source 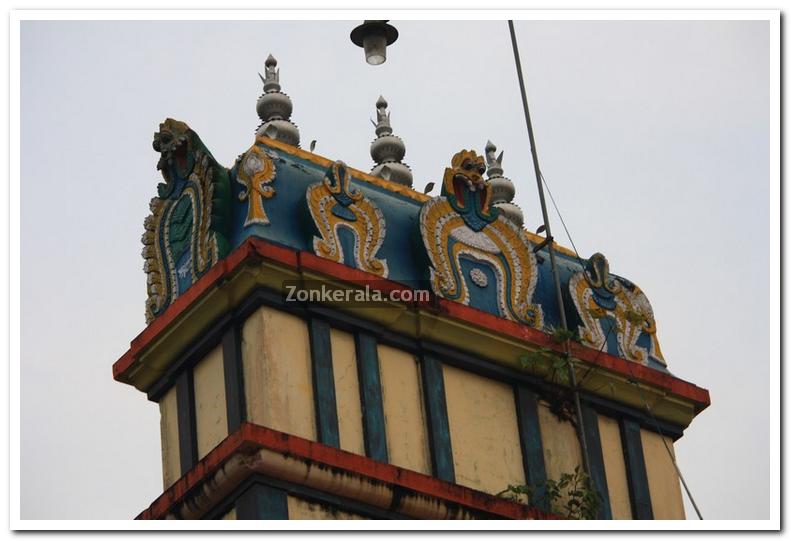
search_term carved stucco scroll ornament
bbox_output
[142,119,231,323]
[419,149,543,327]
[236,144,277,226]
[306,160,388,277]
[569,252,666,365]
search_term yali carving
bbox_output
[142,119,231,322]
[419,149,543,327]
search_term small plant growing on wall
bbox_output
[518,327,583,424]
[498,466,601,520]
[518,326,582,386]
[518,324,620,421]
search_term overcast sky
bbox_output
[20,18,769,520]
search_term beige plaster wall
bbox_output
[286,496,367,520]
[193,344,228,459]
[597,414,632,519]
[330,328,365,456]
[377,344,430,474]
[443,364,525,497]
[158,385,181,489]
[242,306,316,441]
[537,400,583,483]
[641,429,686,519]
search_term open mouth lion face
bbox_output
[153,118,192,183]
[440,150,495,229]
[448,150,487,202]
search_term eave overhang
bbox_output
[114,237,710,430]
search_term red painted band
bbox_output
[113,237,710,409]
[137,422,560,520]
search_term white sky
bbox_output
[19,18,770,520]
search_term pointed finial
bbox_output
[262,54,280,93]
[255,53,299,146]
[485,140,504,178]
[485,140,522,227]
[373,95,392,137]
[370,95,412,186]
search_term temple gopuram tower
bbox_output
[114,54,710,520]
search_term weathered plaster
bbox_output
[443,364,526,497]
[242,306,316,441]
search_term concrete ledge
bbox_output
[114,237,710,428]
[138,423,561,520]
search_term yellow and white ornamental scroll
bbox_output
[306,160,388,278]
[569,253,665,365]
[236,144,276,226]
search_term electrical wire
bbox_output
[507,19,593,478]
[577,323,616,388]
[540,171,587,271]
[621,358,705,520]
[508,19,702,519]
[538,167,705,520]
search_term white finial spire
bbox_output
[485,140,523,227]
[373,95,392,136]
[485,140,504,178]
[255,54,300,147]
[370,96,412,187]
[260,54,281,93]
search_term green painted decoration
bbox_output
[142,118,232,322]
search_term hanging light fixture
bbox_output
[350,20,399,66]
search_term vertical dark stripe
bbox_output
[620,418,653,519]
[235,483,289,519]
[514,386,548,510]
[419,355,455,482]
[308,318,340,448]
[222,323,246,433]
[355,332,388,463]
[175,369,198,474]
[580,403,612,519]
